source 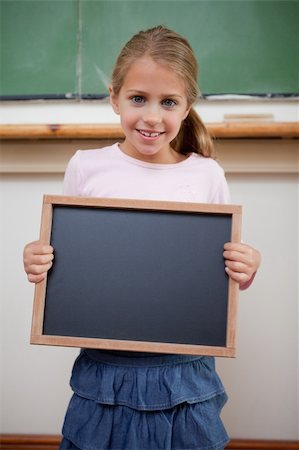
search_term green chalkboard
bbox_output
[0,0,78,98]
[1,0,298,99]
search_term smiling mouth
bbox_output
[137,129,164,138]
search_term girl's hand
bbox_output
[23,240,54,284]
[223,242,261,289]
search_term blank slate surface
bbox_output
[31,196,242,357]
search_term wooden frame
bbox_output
[31,195,242,357]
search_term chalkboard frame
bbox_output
[31,195,242,357]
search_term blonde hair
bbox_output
[111,25,214,157]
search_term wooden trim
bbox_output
[31,195,241,357]
[0,122,298,139]
[227,440,299,449]
[0,434,61,450]
[1,435,298,449]
[0,124,124,140]
[210,122,299,139]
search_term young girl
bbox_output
[23,26,260,450]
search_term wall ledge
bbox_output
[0,122,298,139]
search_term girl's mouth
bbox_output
[137,129,164,138]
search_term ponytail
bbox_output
[172,107,214,158]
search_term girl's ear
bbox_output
[109,85,120,114]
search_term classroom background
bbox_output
[0,0,298,447]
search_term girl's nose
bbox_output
[142,104,162,126]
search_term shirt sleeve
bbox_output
[63,151,82,196]
[212,167,231,204]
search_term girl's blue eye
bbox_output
[162,99,176,108]
[131,96,145,104]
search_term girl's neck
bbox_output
[118,142,189,165]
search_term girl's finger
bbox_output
[26,253,54,266]
[225,267,249,285]
[223,250,248,263]
[224,259,250,274]
[27,261,53,275]
[27,272,47,284]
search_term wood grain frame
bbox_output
[31,195,242,357]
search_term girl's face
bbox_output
[110,57,191,164]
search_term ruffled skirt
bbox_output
[60,350,229,450]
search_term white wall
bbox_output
[1,173,77,433]
[1,157,298,439]
[218,173,298,439]
[0,100,298,439]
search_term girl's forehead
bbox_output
[121,57,187,94]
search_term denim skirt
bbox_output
[60,349,229,450]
